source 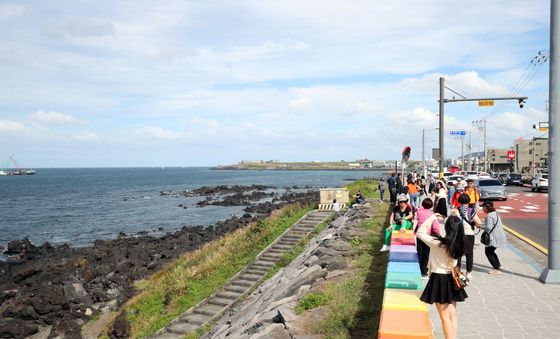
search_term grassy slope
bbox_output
[102,204,312,338]
[302,180,391,338]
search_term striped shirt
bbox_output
[483,211,508,248]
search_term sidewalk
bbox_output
[427,234,560,338]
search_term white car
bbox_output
[478,172,491,179]
[531,174,549,192]
[447,175,465,187]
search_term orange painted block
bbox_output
[378,309,433,339]
[382,288,427,312]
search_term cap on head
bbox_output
[397,195,408,202]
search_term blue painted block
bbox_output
[389,245,417,253]
[387,261,421,274]
[388,251,419,263]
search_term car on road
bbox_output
[531,173,549,192]
[447,175,465,187]
[498,173,508,184]
[478,172,491,179]
[464,171,479,181]
[477,179,508,201]
[506,173,523,186]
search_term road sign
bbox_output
[450,130,466,136]
[478,100,494,107]
[507,150,515,160]
[538,122,549,132]
[432,148,440,161]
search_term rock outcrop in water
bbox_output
[0,186,318,339]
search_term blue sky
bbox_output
[0,0,551,167]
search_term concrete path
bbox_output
[427,234,560,339]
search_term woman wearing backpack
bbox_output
[477,201,508,274]
[417,213,467,339]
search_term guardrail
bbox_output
[378,230,433,339]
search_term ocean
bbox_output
[0,167,383,251]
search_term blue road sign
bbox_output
[450,130,466,136]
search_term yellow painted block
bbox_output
[382,288,427,312]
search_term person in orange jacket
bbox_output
[464,179,480,207]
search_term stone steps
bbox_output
[150,210,332,338]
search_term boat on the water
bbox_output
[1,155,36,176]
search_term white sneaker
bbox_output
[466,272,473,280]
[422,274,429,280]
[488,269,502,275]
[380,244,390,252]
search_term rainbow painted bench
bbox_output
[378,230,433,339]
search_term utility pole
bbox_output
[439,77,445,178]
[467,130,472,171]
[483,112,487,172]
[422,129,426,178]
[540,0,560,284]
[461,136,464,170]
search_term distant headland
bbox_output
[212,159,420,171]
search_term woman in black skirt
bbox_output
[416,213,467,339]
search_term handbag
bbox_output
[481,214,500,245]
[450,260,469,290]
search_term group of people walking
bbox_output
[382,172,508,339]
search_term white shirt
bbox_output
[333,202,340,212]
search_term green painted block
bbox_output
[385,271,424,290]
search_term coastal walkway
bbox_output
[428,233,560,338]
[151,210,333,339]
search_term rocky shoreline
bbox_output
[0,186,318,339]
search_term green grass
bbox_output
[296,292,331,314]
[346,179,380,204]
[103,204,313,338]
[308,200,392,338]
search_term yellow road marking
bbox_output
[502,224,548,255]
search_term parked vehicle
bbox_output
[531,173,549,192]
[477,179,508,201]
[506,173,523,186]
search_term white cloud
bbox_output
[0,4,24,18]
[30,110,87,125]
[0,119,25,133]
[136,126,181,140]
[72,131,99,142]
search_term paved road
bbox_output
[488,185,548,250]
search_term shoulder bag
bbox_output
[481,214,500,245]
[449,258,469,290]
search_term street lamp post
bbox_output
[540,0,560,284]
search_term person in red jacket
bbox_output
[451,186,464,209]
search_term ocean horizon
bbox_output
[1,167,384,253]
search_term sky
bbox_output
[0,0,552,167]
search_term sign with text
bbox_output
[450,130,466,136]
[478,100,494,107]
[507,150,516,160]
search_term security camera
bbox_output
[518,99,525,109]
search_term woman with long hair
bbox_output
[454,193,481,280]
[433,180,448,217]
[417,214,467,339]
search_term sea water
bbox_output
[0,167,383,250]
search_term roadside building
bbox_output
[487,148,512,172]
[513,137,548,173]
